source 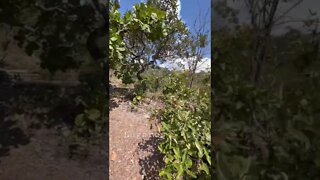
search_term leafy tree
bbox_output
[109,0,189,84]
[0,0,107,74]
[0,0,109,152]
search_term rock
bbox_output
[111,151,117,161]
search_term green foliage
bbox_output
[141,75,161,93]
[72,66,107,146]
[141,68,210,94]
[213,30,320,179]
[74,108,102,138]
[1,0,107,74]
[109,1,168,84]
[71,93,106,147]
[132,95,142,106]
[155,73,211,179]
[139,68,169,92]
[214,77,320,179]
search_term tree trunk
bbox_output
[136,67,147,91]
[189,57,200,88]
[246,0,280,86]
[189,72,194,88]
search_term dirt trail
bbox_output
[109,85,164,180]
[0,84,107,180]
[0,127,107,180]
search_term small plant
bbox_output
[132,95,142,105]
[73,109,102,138]
[132,79,147,106]
[70,80,107,157]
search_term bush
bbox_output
[213,62,320,179]
[155,73,211,179]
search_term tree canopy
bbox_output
[109,0,192,84]
[0,0,107,73]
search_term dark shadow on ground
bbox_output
[0,105,30,159]
[0,84,30,160]
[0,82,84,161]
[109,98,120,110]
[137,135,164,180]
[11,83,84,127]
[109,84,134,110]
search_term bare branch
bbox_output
[34,2,67,13]
[273,0,303,24]
[273,19,305,26]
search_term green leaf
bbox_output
[185,157,192,168]
[75,114,85,126]
[124,11,131,20]
[176,164,184,179]
[151,12,158,21]
[195,140,204,158]
[141,24,150,32]
[159,170,166,177]
[113,0,120,10]
[117,47,125,52]
[199,162,209,174]
[136,95,141,100]
[162,122,171,131]
[182,149,187,162]
[165,157,171,164]
[160,167,173,180]
[205,132,211,142]
[86,109,101,120]
[203,148,211,165]
[173,147,181,159]
[166,173,173,180]
[186,170,197,178]
[110,37,118,41]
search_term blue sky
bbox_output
[118,0,211,72]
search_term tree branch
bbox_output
[91,0,107,21]
[273,0,303,24]
[34,2,67,13]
